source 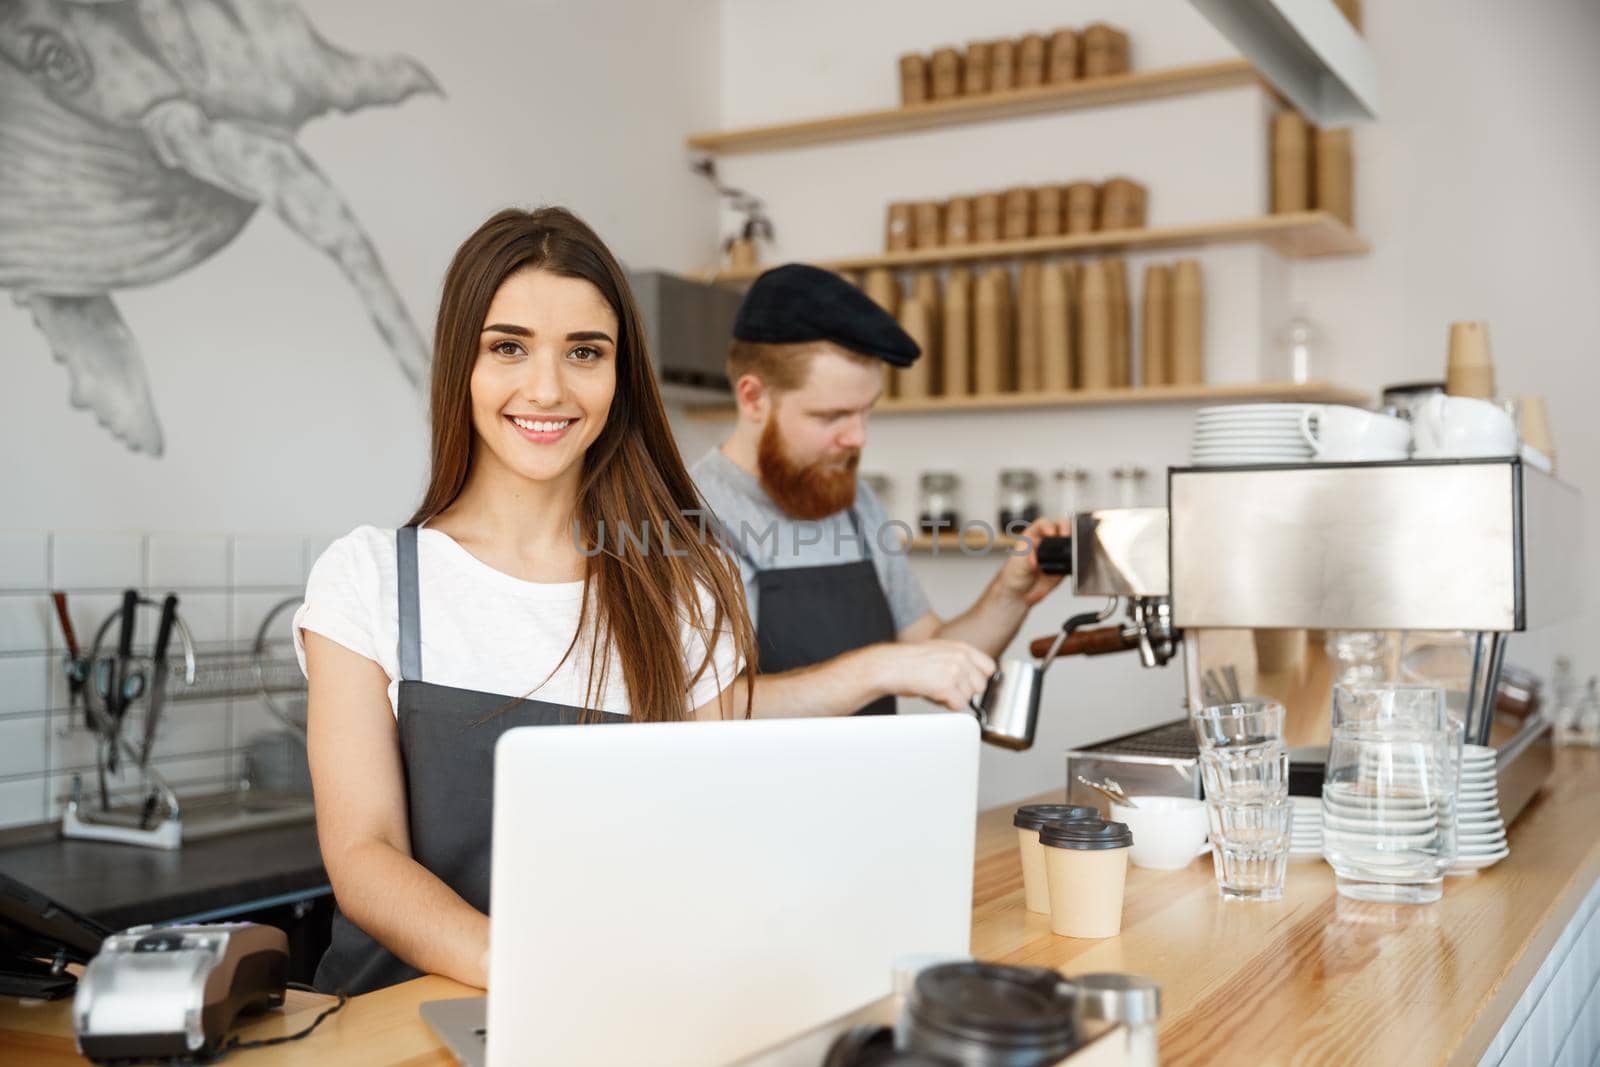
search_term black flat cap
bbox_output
[734,263,921,367]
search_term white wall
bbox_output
[711,0,1600,807]
[0,0,723,535]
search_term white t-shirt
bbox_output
[293,525,742,718]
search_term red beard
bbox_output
[757,418,860,520]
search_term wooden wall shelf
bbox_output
[683,381,1370,421]
[686,60,1258,155]
[699,212,1365,284]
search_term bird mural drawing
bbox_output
[0,0,440,456]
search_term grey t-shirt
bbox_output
[690,448,932,632]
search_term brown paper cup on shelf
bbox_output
[899,53,929,107]
[1109,28,1131,73]
[913,201,944,250]
[1272,111,1311,214]
[1017,33,1047,88]
[974,193,1003,243]
[1099,177,1146,231]
[897,296,934,399]
[1047,30,1080,83]
[1065,182,1099,233]
[885,202,914,252]
[1033,186,1063,237]
[963,41,992,96]
[1017,262,1044,392]
[944,197,974,245]
[1081,24,1118,78]
[1171,258,1205,385]
[1040,263,1072,392]
[974,267,1012,394]
[930,48,963,100]
[943,269,974,398]
[1077,260,1112,390]
[1014,805,1098,915]
[1142,264,1172,387]
[1103,257,1130,387]
[1002,186,1033,241]
[913,272,942,394]
[1041,818,1133,938]
[1313,127,1354,226]
[989,39,1016,92]
[863,268,900,318]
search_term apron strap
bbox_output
[397,525,422,682]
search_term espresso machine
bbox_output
[1052,457,1584,823]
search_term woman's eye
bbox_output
[570,345,603,363]
[491,340,523,357]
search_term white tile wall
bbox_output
[0,532,48,590]
[147,533,230,589]
[0,778,45,830]
[233,535,307,588]
[0,654,52,715]
[0,530,312,829]
[0,594,54,653]
[0,714,48,779]
[50,532,144,589]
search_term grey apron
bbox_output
[313,525,623,994]
[750,510,899,718]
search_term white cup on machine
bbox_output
[1299,405,1412,461]
[1412,394,1519,458]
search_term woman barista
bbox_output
[295,208,757,993]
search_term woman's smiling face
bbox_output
[470,267,618,488]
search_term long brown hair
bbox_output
[410,207,755,720]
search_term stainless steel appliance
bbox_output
[1049,459,1583,823]
[628,270,740,403]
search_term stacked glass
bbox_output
[1191,700,1291,901]
[1322,685,1459,904]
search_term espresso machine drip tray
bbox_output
[1066,721,1202,811]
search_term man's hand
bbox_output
[862,640,996,711]
[996,517,1071,607]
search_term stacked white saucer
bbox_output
[1289,795,1323,862]
[1448,744,1509,875]
[1190,405,1317,466]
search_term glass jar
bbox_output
[1322,685,1456,904]
[1052,467,1090,518]
[1109,465,1148,508]
[918,472,961,535]
[997,469,1041,536]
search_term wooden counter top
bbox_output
[8,748,1600,1066]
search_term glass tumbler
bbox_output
[1191,701,1291,901]
[1322,685,1457,904]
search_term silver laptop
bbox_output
[421,714,979,1067]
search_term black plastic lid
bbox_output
[1013,804,1099,831]
[1038,818,1133,850]
[907,963,1074,1048]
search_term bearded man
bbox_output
[690,264,1069,717]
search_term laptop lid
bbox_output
[486,715,978,1067]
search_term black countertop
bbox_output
[0,821,327,929]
